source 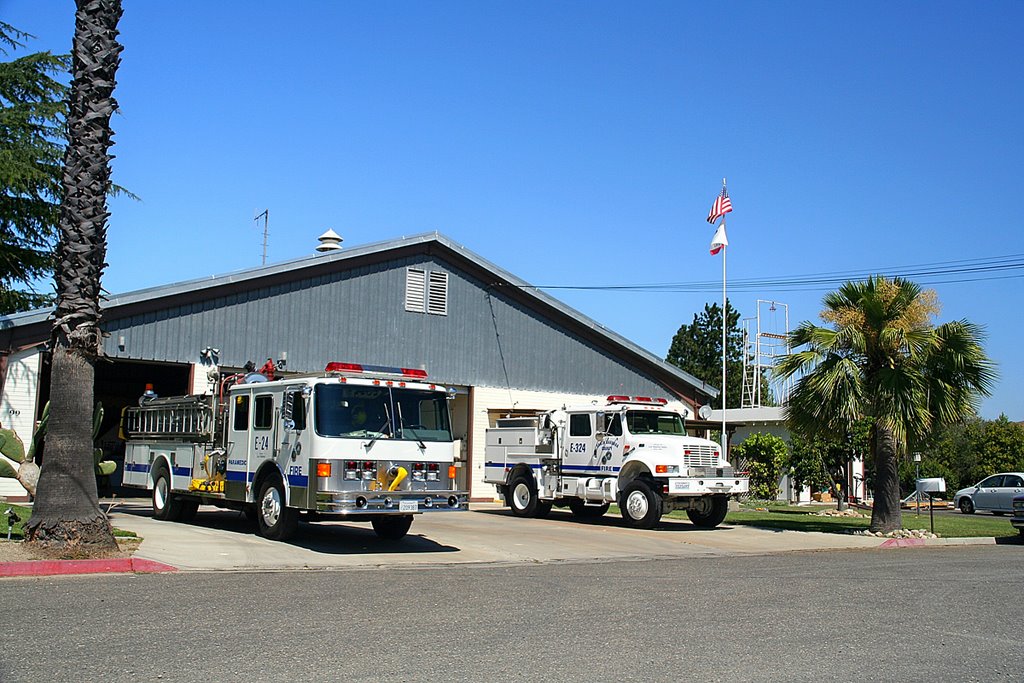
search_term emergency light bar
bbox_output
[324,362,428,379]
[606,395,668,405]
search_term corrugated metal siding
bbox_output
[100,254,675,398]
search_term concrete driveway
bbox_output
[106,499,899,571]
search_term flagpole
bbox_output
[706,177,731,462]
[721,200,728,462]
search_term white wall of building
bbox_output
[1,347,42,500]
[713,406,867,504]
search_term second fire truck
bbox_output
[485,395,748,529]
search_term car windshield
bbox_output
[624,410,685,435]
[314,384,452,442]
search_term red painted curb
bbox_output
[0,557,177,577]
[879,538,926,548]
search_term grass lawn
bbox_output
[698,503,1019,538]
[606,501,1017,538]
[0,502,31,540]
[1,503,138,540]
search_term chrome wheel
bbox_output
[619,479,662,529]
[154,476,169,512]
[261,485,283,528]
[625,489,649,520]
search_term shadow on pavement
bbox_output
[994,535,1024,545]
[473,506,747,533]
[114,502,459,555]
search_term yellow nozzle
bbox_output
[387,466,408,491]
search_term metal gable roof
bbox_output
[0,232,716,399]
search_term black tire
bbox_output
[569,499,610,519]
[619,479,663,529]
[687,495,729,528]
[151,466,182,521]
[507,472,542,518]
[256,475,299,541]
[372,515,414,540]
[959,498,975,514]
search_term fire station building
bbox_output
[0,232,716,501]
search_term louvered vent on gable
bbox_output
[405,268,426,312]
[427,271,448,316]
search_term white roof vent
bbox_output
[316,229,343,253]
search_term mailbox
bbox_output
[916,477,946,495]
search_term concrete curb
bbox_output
[879,536,999,548]
[0,557,177,578]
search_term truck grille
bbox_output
[683,445,719,469]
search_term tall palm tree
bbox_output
[776,276,995,533]
[26,0,123,551]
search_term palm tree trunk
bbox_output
[27,348,114,548]
[869,424,902,533]
[25,0,122,553]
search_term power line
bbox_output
[505,253,1024,294]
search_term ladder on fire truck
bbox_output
[122,395,216,442]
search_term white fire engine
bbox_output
[121,361,469,541]
[484,395,748,529]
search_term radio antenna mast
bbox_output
[254,209,269,265]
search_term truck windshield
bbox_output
[625,411,685,435]
[314,384,452,442]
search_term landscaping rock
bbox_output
[812,509,866,518]
[850,528,939,539]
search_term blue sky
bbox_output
[7,1,1023,419]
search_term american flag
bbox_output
[706,186,733,224]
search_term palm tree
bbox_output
[776,276,995,533]
[25,0,123,552]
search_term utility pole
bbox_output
[254,209,269,265]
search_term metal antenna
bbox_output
[254,209,269,265]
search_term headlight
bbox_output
[655,464,679,475]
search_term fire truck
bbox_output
[484,395,748,529]
[121,361,469,541]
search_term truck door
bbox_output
[278,387,311,500]
[564,412,597,474]
[597,412,625,473]
[225,390,252,499]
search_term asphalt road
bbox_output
[2,545,1019,682]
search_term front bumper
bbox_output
[667,476,749,496]
[314,489,470,515]
[1010,515,1024,530]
